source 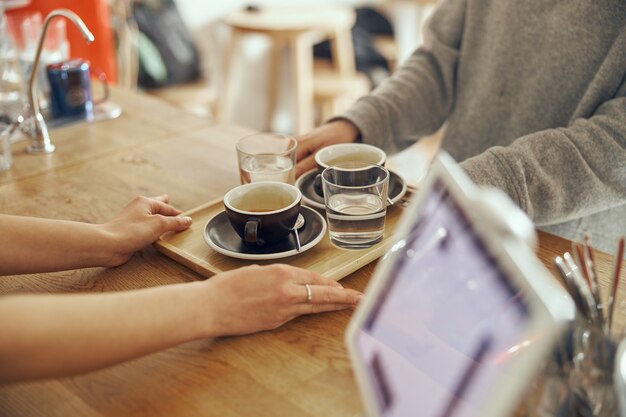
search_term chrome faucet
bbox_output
[25,9,94,154]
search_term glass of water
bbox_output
[322,162,389,250]
[236,133,297,185]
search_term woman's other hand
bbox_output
[201,264,363,337]
[101,195,192,266]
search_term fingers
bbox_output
[296,135,317,158]
[300,285,363,306]
[292,279,363,308]
[150,194,170,204]
[147,197,183,217]
[157,215,193,233]
[286,266,343,288]
[304,274,344,288]
[297,303,355,315]
[145,196,192,233]
[272,265,363,313]
[296,154,317,178]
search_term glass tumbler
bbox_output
[236,133,297,185]
[322,162,389,250]
[0,8,26,171]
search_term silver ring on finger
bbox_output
[305,283,313,303]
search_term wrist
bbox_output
[60,222,124,268]
[195,279,224,339]
[328,118,361,142]
[96,223,133,267]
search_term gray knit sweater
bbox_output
[342,0,626,253]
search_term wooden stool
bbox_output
[312,59,371,124]
[222,6,357,134]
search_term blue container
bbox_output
[46,59,93,121]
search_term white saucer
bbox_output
[203,206,326,260]
[295,168,408,210]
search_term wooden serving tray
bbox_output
[154,196,410,281]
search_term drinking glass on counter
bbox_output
[0,7,26,171]
[0,115,17,171]
[236,133,297,185]
[322,162,389,250]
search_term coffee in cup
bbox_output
[223,181,302,246]
[313,143,386,196]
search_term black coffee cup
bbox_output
[313,143,386,196]
[223,182,302,246]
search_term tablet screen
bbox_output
[356,180,529,417]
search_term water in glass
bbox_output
[326,192,386,249]
[239,154,296,185]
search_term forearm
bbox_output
[461,97,626,224]
[343,53,451,153]
[0,214,117,275]
[0,281,209,383]
[341,0,465,154]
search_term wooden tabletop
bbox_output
[0,87,624,417]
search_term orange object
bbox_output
[7,0,117,83]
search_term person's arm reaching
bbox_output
[0,264,362,384]
[0,195,191,275]
[295,0,465,175]
[461,86,626,226]
[340,0,464,153]
[296,120,360,176]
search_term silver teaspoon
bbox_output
[293,213,305,252]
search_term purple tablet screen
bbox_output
[357,181,529,417]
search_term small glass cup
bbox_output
[0,123,12,171]
[569,324,618,417]
[526,321,618,417]
[236,133,297,185]
[0,10,25,172]
[322,162,389,250]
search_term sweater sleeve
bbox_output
[461,80,626,226]
[339,0,466,155]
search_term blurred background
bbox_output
[1,0,440,135]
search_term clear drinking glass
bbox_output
[0,5,27,171]
[0,121,13,171]
[569,324,618,417]
[526,322,619,417]
[322,162,389,250]
[236,133,297,185]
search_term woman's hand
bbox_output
[0,264,362,382]
[101,195,192,267]
[295,119,360,177]
[0,195,191,274]
[201,264,362,337]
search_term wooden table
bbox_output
[0,87,624,417]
